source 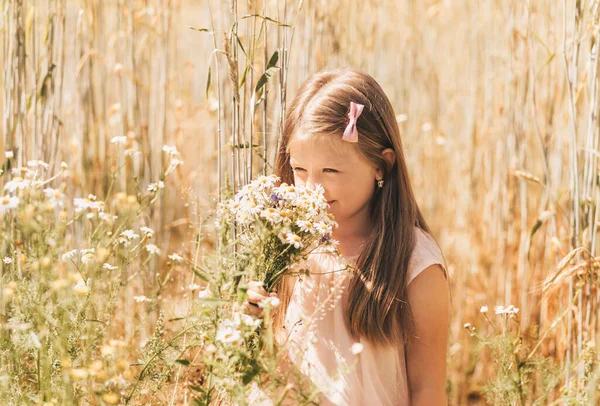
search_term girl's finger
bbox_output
[248,281,267,297]
[246,289,265,305]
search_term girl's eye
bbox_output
[323,168,338,173]
[292,167,305,172]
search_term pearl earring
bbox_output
[377,179,384,188]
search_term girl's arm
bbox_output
[405,264,449,405]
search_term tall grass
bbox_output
[1,0,599,404]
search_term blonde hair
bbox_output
[272,68,432,347]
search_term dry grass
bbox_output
[1,0,599,404]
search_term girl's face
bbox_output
[288,134,378,227]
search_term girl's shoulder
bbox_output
[407,227,448,286]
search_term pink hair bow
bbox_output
[342,101,365,143]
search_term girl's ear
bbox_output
[376,148,396,179]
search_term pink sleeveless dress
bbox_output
[249,227,447,405]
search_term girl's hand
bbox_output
[244,281,279,318]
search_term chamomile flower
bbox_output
[4,178,30,193]
[140,226,154,238]
[147,181,165,193]
[215,320,242,346]
[43,188,65,208]
[120,230,140,240]
[0,195,20,213]
[110,136,127,145]
[168,253,183,262]
[103,263,118,271]
[145,244,160,255]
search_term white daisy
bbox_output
[120,230,140,240]
[0,195,19,213]
[168,253,183,262]
[145,244,160,255]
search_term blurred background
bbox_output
[1,0,599,404]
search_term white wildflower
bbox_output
[73,197,104,213]
[120,230,140,240]
[99,212,118,222]
[0,195,20,213]
[215,320,242,346]
[188,284,200,291]
[5,151,14,159]
[3,257,13,264]
[162,145,179,156]
[480,305,489,314]
[133,295,151,303]
[140,226,154,237]
[62,250,78,261]
[145,244,160,255]
[103,263,118,271]
[168,253,183,262]
[27,160,50,170]
[147,181,165,192]
[73,280,90,296]
[4,178,30,193]
[278,229,303,249]
[198,288,212,299]
[110,136,127,145]
[495,305,519,316]
[81,250,96,264]
[296,220,314,233]
[43,188,65,208]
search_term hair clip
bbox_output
[342,101,365,143]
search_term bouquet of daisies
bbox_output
[216,174,338,293]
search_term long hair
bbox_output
[271,68,432,347]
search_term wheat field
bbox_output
[0,0,599,404]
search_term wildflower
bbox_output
[120,230,140,240]
[495,305,519,316]
[188,283,200,291]
[61,161,68,170]
[205,344,217,355]
[103,263,118,271]
[140,226,154,237]
[4,178,30,193]
[463,323,471,329]
[27,160,50,170]
[0,195,19,213]
[5,151,13,159]
[3,257,13,264]
[43,188,65,208]
[260,208,283,224]
[278,229,303,249]
[147,181,165,192]
[125,148,141,157]
[168,253,183,262]
[110,136,127,145]
[162,145,179,156]
[73,197,104,213]
[73,280,90,296]
[351,343,364,355]
[81,252,96,264]
[215,320,242,346]
[62,250,78,261]
[99,212,118,223]
[296,220,314,233]
[480,305,488,314]
[198,288,212,299]
[145,244,160,255]
[133,295,151,303]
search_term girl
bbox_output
[246,68,449,405]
